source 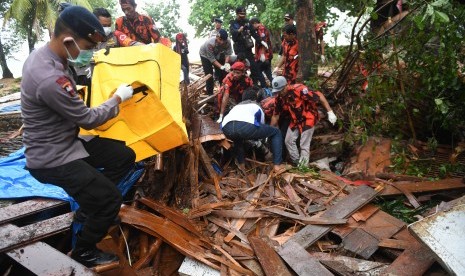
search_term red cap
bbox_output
[231,62,245,71]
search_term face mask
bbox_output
[103,27,112,36]
[64,38,94,67]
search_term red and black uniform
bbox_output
[254,25,273,62]
[274,84,320,133]
[217,72,253,111]
[115,14,160,44]
[254,24,273,83]
[281,38,299,84]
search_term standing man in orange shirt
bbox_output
[273,25,299,84]
[115,0,170,47]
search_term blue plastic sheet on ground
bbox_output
[0,103,21,113]
[0,147,144,208]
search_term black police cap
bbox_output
[214,18,223,23]
[236,6,246,14]
[59,6,106,43]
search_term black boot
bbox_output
[71,246,119,267]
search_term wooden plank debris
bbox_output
[278,240,333,276]
[0,198,67,224]
[382,228,436,276]
[249,236,293,276]
[7,241,95,275]
[0,212,73,252]
[281,185,380,249]
[379,178,465,196]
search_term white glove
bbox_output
[293,54,299,60]
[260,53,266,62]
[114,84,133,102]
[320,55,326,63]
[327,110,337,125]
[216,114,223,123]
[260,41,269,49]
[223,63,231,72]
[272,67,279,78]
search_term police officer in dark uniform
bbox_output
[229,6,268,88]
[21,6,136,267]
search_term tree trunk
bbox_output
[0,35,14,79]
[296,0,318,81]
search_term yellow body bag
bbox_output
[80,44,188,161]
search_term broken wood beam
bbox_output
[249,236,293,276]
[0,213,73,253]
[7,241,95,275]
[260,207,347,225]
[281,185,380,249]
[379,178,465,196]
[278,240,333,276]
[199,144,222,199]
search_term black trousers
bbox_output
[201,56,217,95]
[28,137,136,248]
[238,49,267,88]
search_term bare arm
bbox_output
[315,91,332,112]
[220,92,229,116]
[270,114,280,127]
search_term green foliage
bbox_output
[145,0,182,40]
[342,0,464,146]
[289,162,320,176]
[375,197,437,223]
[187,0,367,38]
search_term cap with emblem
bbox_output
[236,6,246,14]
[231,62,246,71]
[218,29,228,40]
[284,13,293,20]
[272,76,287,93]
[214,18,223,23]
[60,6,106,43]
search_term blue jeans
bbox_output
[222,121,282,165]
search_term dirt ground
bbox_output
[0,78,21,97]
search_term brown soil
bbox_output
[0,78,21,97]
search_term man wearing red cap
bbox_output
[115,0,162,45]
[21,6,136,267]
[173,33,190,85]
[217,61,253,123]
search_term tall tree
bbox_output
[0,0,14,78]
[296,0,318,81]
[145,0,182,40]
[0,35,13,79]
[3,0,92,53]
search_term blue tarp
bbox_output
[0,147,144,209]
[0,103,21,113]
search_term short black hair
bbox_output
[54,17,75,38]
[249,17,260,25]
[242,86,259,102]
[93,8,111,18]
[283,24,297,35]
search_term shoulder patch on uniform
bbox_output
[56,76,76,97]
